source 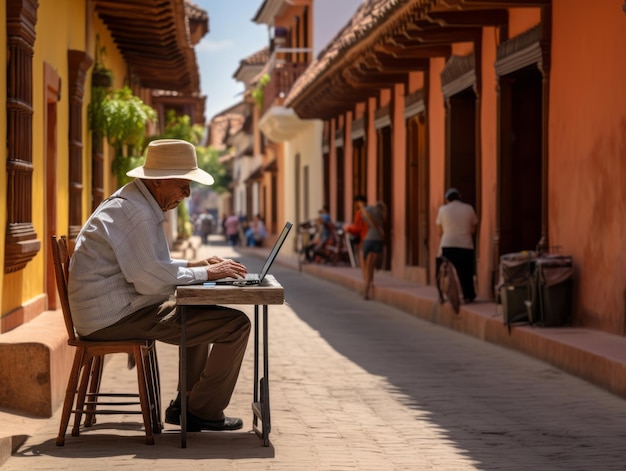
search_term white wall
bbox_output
[312,0,362,57]
[283,120,324,235]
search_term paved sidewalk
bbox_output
[3,234,626,470]
[245,240,626,404]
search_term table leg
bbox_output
[180,307,187,448]
[252,304,271,446]
[253,305,259,428]
[254,306,259,399]
[262,304,271,445]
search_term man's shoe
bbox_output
[186,413,243,432]
[165,397,181,425]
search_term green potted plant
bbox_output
[152,111,205,240]
[252,73,270,109]
[88,85,157,186]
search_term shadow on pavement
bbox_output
[13,425,275,460]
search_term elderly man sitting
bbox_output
[68,139,251,432]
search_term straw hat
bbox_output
[126,139,214,185]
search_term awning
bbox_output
[259,106,313,142]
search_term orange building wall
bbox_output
[451,42,473,56]
[366,97,378,204]
[428,57,447,280]
[344,110,354,218]
[508,8,542,37]
[407,72,424,95]
[476,27,500,299]
[549,0,626,333]
[379,89,391,109]
[391,83,406,278]
[329,118,338,218]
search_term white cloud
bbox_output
[197,38,234,53]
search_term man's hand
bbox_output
[205,259,248,280]
[205,256,225,265]
[188,256,226,267]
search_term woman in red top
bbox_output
[346,195,376,298]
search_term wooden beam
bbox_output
[426,9,508,27]
[401,27,483,44]
[343,67,407,90]
[437,0,548,6]
[360,52,430,73]
[375,41,451,59]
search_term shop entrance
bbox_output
[498,65,543,255]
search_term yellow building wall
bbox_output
[2,0,88,319]
[1,0,136,325]
[91,14,129,201]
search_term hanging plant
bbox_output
[89,85,157,186]
[106,86,157,186]
[252,73,271,109]
[91,35,114,89]
[88,86,109,142]
[92,67,113,89]
[89,35,114,143]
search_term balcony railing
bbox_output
[261,48,310,116]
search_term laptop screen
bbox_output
[258,222,293,280]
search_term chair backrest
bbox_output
[51,235,77,342]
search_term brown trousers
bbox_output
[83,299,251,421]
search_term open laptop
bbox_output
[214,221,293,286]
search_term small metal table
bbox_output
[175,275,284,447]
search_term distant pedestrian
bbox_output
[245,214,267,247]
[436,188,478,303]
[199,210,213,245]
[346,195,386,300]
[224,213,240,246]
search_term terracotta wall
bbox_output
[344,110,354,219]
[477,27,499,299]
[549,0,626,333]
[391,83,407,278]
[509,8,541,37]
[366,97,377,208]
[428,57,447,281]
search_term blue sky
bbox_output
[193,0,269,120]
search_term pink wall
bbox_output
[549,0,626,333]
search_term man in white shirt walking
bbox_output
[435,188,479,303]
[69,139,250,432]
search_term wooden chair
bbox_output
[51,235,162,446]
